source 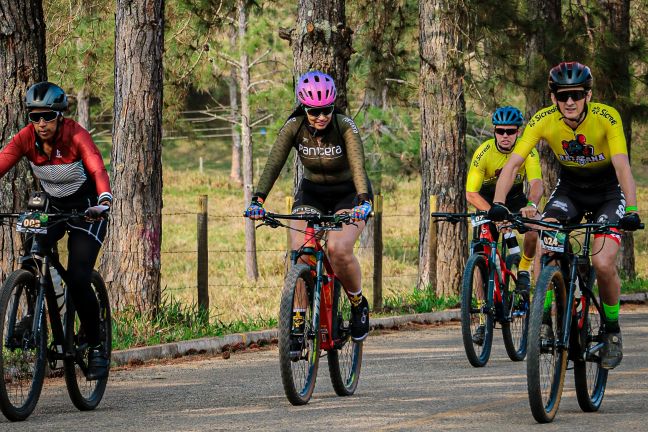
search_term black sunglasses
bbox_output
[28,111,59,123]
[304,105,334,118]
[554,90,587,103]
[494,127,518,136]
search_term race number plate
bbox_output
[17,212,48,234]
[540,230,566,253]
[471,214,490,227]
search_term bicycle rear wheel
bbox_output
[502,254,529,361]
[461,254,493,367]
[328,281,362,396]
[64,271,112,410]
[574,278,608,412]
[0,270,47,422]
[278,264,320,405]
[526,265,568,423]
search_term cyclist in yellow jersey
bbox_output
[488,62,641,369]
[466,106,543,345]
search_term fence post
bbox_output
[197,195,209,313]
[373,194,383,310]
[429,195,438,294]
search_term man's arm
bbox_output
[466,191,491,211]
[493,154,525,204]
[611,154,637,209]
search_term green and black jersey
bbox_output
[254,114,370,200]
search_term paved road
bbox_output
[3,306,648,431]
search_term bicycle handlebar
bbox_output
[263,212,353,224]
[506,214,644,233]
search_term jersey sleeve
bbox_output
[513,108,551,160]
[254,117,300,200]
[602,106,628,156]
[466,142,487,193]
[0,127,31,178]
[524,147,542,182]
[74,125,112,202]
[339,116,369,197]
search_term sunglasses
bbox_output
[304,105,334,118]
[554,90,587,103]
[28,111,59,123]
[494,127,518,136]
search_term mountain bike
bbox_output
[0,202,111,421]
[258,212,363,405]
[431,211,529,367]
[508,214,644,423]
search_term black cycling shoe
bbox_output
[86,346,109,381]
[600,331,623,370]
[350,296,369,342]
[472,324,486,346]
[516,270,531,292]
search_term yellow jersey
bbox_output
[466,138,542,197]
[514,102,627,178]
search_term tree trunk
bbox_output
[418,0,468,296]
[238,0,258,280]
[0,0,46,276]
[524,0,562,195]
[228,28,243,185]
[100,0,164,312]
[595,0,635,278]
[77,87,90,130]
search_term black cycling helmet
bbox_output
[548,62,593,92]
[492,106,524,126]
[25,82,68,111]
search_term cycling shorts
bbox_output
[292,178,373,215]
[542,176,625,244]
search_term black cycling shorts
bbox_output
[542,176,625,225]
[292,178,373,215]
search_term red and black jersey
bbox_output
[0,118,112,210]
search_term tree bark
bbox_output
[595,0,635,278]
[0,0,46,276]
[100,0,164,312]
[238,0,258,279]
[524,0,562,195]
[418,0,468,296]
[228,28,243,185]
[76,87,90,130]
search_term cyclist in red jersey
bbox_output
[0,82,112,380]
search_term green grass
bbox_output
[380,288,461,315]
[621,277,648,294]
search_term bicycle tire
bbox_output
[526,265,568,423]
[328,280,362,396]
[574,271,608,412]
[64,271,112,410]
[502,254,529,361]
[278,264,320,405]
[461,254,493,367]
[0,270,47,421]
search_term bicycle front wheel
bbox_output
[0,270,47,422]
[328,281,362,396]
[278,264,320,405]
[502,253,529,361]
[526,265,568,423]
[461,254,493,367]
[574,286,608,412]
[64,271,112,411]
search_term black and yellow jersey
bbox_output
[254,114,369,200]
[514,102,627,185]
[467,138,542,198]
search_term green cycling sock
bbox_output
[543,289,554,315]
[603,301,620,331]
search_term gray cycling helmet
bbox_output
[25,82,68,111]
[548,62,593,92]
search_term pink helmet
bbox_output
[296,71,336,107]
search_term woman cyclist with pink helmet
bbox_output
[244,70,372,342]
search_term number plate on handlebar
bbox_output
[540,230,566,252]
[314,222,343,231]
[17,212,49,234]
[470,214,490,227]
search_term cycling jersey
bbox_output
[467,138,542,201]
[514,102,627,187]
[254,114,370,201]
[0,118,112,210]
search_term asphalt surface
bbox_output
[2,305,647,431]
